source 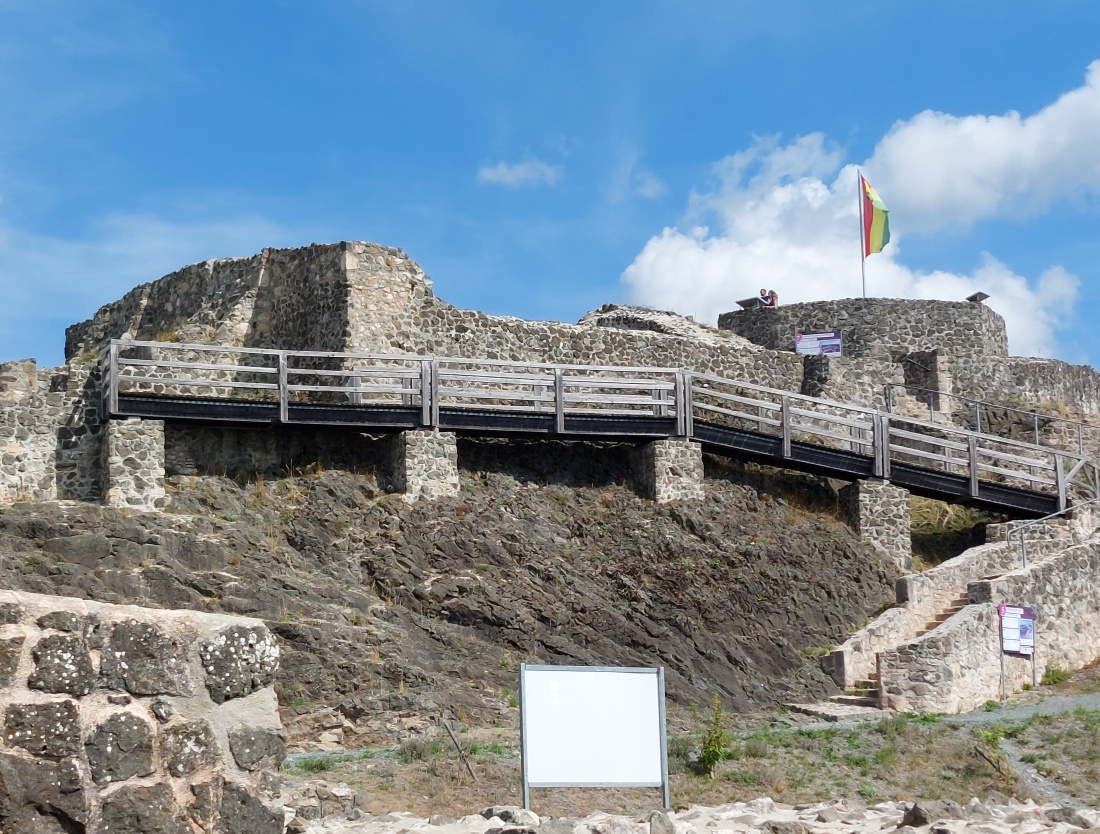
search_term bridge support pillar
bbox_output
[633,438,704,504]
[840,479,911,574]
[388,429,459,502]
[102,418,166,512]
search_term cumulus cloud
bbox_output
[621,64,1100,359]
[477,159,563,187]
[869,60,1100,231]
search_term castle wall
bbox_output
[1,360,104,504]
[719,298,1010,360]
[878,537,1100,714]
[0,590,283,834]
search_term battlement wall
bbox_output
[718,298,1010,360]
[5,241,1099,507]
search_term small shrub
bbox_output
[693,697,731,777]
[395,737,446,763]
[857,783,878,799]
[1042,664,1072,685]
[983,699,1002,712]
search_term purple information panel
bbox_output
[998,603,1035,656]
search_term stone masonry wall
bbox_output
[877,536,1100,713]
[630,438,705,504]
[839,480,912,574]
[102,419,166,512]
[387,429,460,502]
[1,359,104,504]
[719,298,1010,360]
[23,240,1100,508]
[0,589,284,834]
[824,541,1021,690]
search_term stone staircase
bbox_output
[914,591,969,639]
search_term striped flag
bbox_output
[860,175,890,256]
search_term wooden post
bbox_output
[430,359,441,427]
[277,351,288,424]
[554,368,565,434]
[968,435,979,498]
[780,396,792,458]
[420,360,432,426]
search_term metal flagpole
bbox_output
[858,171,867,298]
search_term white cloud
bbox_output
[477,160,563,188]
[868,60,1100,232]
[620,65,1100,359]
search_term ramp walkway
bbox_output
[100,340,1100,518]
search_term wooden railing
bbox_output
[100,340,1100,511]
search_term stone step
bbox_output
[785,702,894,723]
[829,694,880,708]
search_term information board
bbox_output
[519,665,668,809]
[795,331,843,356]
[999,603,1035,655]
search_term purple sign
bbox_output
[999,603,1034,656]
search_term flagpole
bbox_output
[858,170,867,298]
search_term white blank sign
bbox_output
[521,665,665,786]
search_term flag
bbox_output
[861,174,890,256]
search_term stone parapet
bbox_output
[102,418,166,511]
[878,536,1100,713]
[719,298,1009,360]
[839,480,911,574]
[0,590,284,834]
[824,541,1018,689]
[388,429,460,502]
[632,438,704,504]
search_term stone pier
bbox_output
[840,479,912,574]
[632,438,705,504]
[387,429,460,501]
[101,418,166,512]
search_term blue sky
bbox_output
[4,2,1100,368]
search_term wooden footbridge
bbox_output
[100,340,1100,518]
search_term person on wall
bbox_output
[759,288,779,307]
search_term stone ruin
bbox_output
[4,239,1100,727]
[0,589,284,833]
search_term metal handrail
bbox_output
[884,382,1086,454]
[1007,494,1100,567]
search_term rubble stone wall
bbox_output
[102,418,166,512]
[0,359,104,504]
[0,589,284,834]
[631,438,705,504]
[824,542,1018,689]
[839,480,912,574]
[877,538,1100,713]
[719,298,1010,360]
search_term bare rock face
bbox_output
[28,634,95,695]
[0,603,23,625]
[200,625,279,704]
[4,701,82,759]
[85,713,155,785]
[100,619,192,696]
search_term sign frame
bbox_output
[795,330,843,356]
[519,664,669,810]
